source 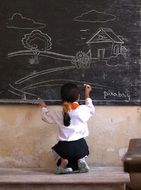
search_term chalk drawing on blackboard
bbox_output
[8,50,74,61]
[8,66,76,100]
[71,50,91,78]
[86,28,125,61]
[8,76,110,101]
[7,13,46,29]
[22,30,52,51]
[14,66,75,85]
[103,89,131,101]
[7,13,74,64]
[7,24,129,101]
[8,84,37,98]
[74,9,129,65]
[7,23,75,64]
[74,10,116,23]
[80,29,90,41]
[3,3,140,105]
[7,26,128,67]
[21,30,52,64]
[71,50,91,69]
[80,29,89,32]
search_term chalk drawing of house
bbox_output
[86,28,124,60]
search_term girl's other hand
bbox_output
[37,99,46,108]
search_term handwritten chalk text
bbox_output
[104,90,130,100]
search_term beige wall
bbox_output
[0,105,141,169]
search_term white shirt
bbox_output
[41,98,95,141]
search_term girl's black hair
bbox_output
[61,83,80,126]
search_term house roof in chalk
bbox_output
[87,28,124,44]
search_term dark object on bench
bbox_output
[123,138,141,190]
[124,138,141,172]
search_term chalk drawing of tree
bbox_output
[22,30,52,64]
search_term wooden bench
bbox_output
[123,138,141,190]
[0,166,129,190]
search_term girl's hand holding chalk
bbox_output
[84,84,92,91]
[84,84,92,98]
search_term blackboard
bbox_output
[0,0,141,105]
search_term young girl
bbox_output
[38,83,95,174]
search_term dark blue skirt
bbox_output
[52,138,89,161]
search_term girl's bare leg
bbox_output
[60,158,68,168]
